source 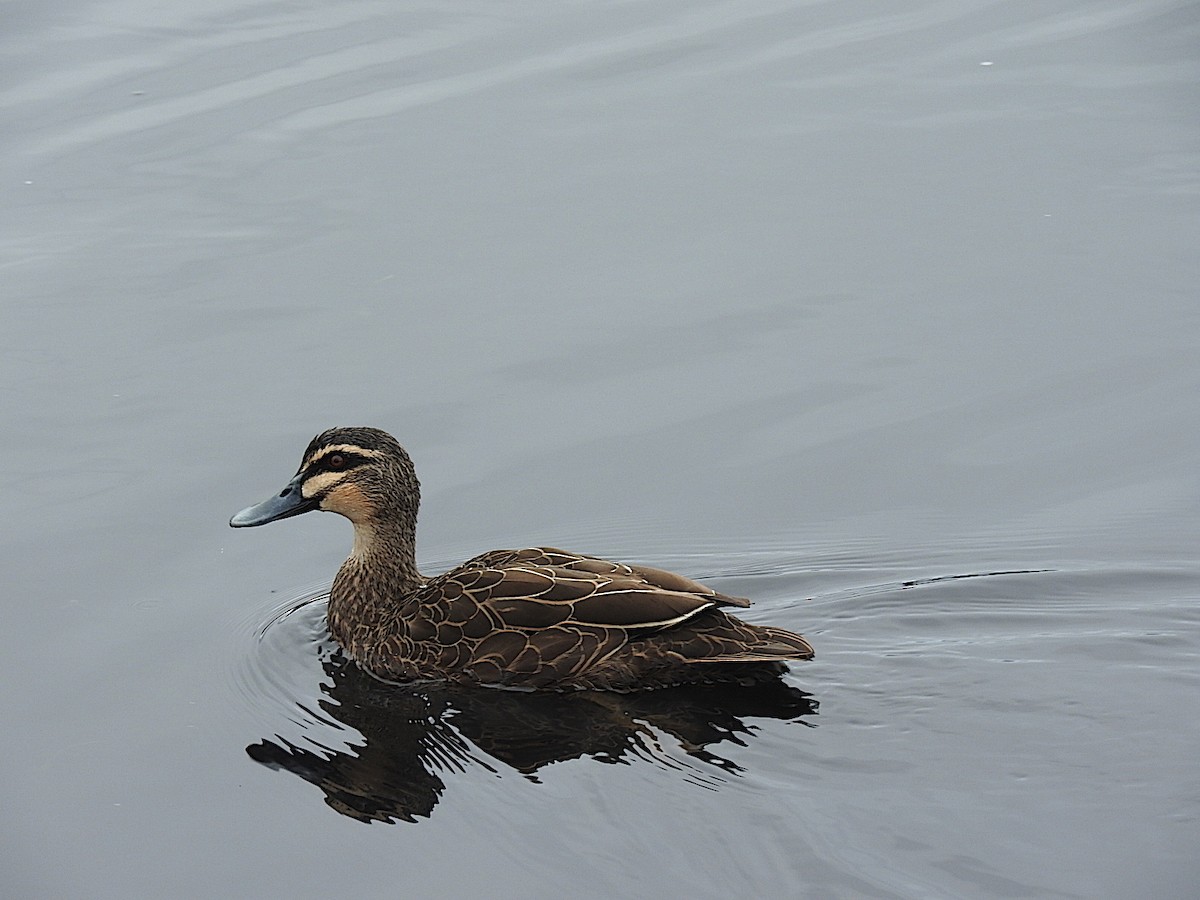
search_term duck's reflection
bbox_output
[246,651,817,824]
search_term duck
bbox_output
[230,427,813,691]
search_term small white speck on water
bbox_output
[24,180,33,185]
[980,61,993,66]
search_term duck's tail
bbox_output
[639,610,814,667]
[685,623,815,664]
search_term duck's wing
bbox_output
[417,548,775,687]
[444,562,719,632]
[456,547,750,608]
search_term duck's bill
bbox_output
[229,474,318,527]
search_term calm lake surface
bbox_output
[4,1,1198,897]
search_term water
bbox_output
[3,1,1198,897]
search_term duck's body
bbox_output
[231,427,813,692]
[329,544,813,691]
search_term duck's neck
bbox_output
[327,518,425,654]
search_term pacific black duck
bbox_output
[230,427,813,691]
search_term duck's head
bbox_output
[229,427,420,542]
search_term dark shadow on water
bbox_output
[246,651,818,824]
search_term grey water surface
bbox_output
[3,1,1199,897]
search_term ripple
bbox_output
[226,582,358,752]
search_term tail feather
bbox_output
[641,612,815,667]
[590,613,814,690]
[686,625,814,664]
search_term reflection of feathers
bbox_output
[247,650,819,824]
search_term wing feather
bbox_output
[453,558,721,633]
[407,547,807,688]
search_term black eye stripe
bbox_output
[307,451,368,473]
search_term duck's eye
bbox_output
[327,453,346,470]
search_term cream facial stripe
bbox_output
[300,445,384,498]
[301,470,348,498]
